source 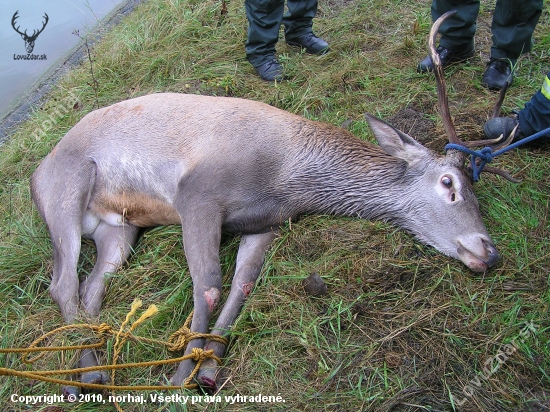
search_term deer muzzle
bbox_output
[457,238,500,272]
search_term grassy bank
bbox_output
[1,0,549,410]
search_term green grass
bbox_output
[1,0,549,410]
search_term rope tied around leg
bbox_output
[0,299,228,391]
[166,312,228,352]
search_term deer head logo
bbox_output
[11,11,49,54]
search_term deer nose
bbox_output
[483,239,500,268]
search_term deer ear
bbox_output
[364,113,429,163]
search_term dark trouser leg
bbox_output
[283,0,318,40]
[245,0,284,67]
[490,0,542,61]
[431,0,479,49]
[519,72,550,138]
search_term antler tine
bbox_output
[461,123,518,149]
[479,166,522,183]
[429,10,461,146]
[29,13,49,40]
[11,10,26,36]
[492,123,518,150]
[491,82,508,119]
[37,13,49,36]
[460,136,505,148]
[11,10,18,25]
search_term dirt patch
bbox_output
[387,107,435,144]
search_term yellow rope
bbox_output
[0,348,214,390]
[0,299,228,392]
[110,299,158,384]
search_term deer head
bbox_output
[11,11,49,54]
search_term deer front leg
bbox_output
[170,209,224,387]
[196,230,278,390]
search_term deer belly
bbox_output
[88,193,181,228]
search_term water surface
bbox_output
[0,0,124,119]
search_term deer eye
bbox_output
[441,176,452,188]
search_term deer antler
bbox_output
[491,82,508,119]
[477,166,521,183]
[11,11,26,37]
[430,11,519,182]
[456,83,512,148]
[11,11,49,41]
[29,13,49,40]
[429,11,460,144]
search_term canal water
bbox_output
[0,0,127,121]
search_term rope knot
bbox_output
[190,347,209,362]
[444,126,550,182]
[477,146,494,162]
[445,143,494,182]
[166,325,193,352]
[97,323,114,335]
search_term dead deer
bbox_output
[31,12,505,392]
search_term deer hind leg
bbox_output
[32,158,94,323]
[46,226,85,399]
[31,158,109,395]
[77,219,139,387]
[196,231,277,390]
[80,220,139,316]
[48,228,82,325]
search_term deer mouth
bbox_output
[457,239,500,272]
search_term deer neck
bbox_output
[282,133,418,222]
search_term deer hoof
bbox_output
[199,376,218,393]
[81,370,110,385]
[62,385,80,401]
[197,359,220,392]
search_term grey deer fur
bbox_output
[31,93,499,391]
